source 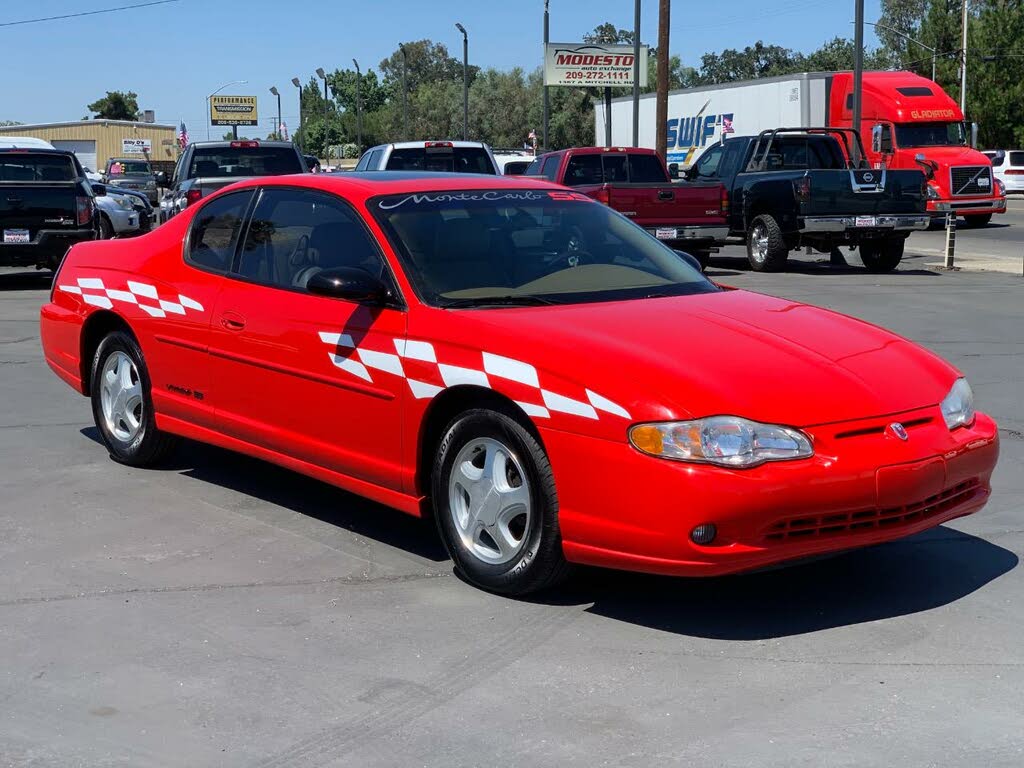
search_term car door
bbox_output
[207,186,408,490]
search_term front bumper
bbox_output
[543,408,999,577]
[645,225,729,243]
[109,182,159,204]
[800,214,931,233]
[0,229,95,267]
[928,197,1006,215]
[105,207,139,235]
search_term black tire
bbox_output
[858,238,905,273]
[432,408,569,595]
[90,330,176,466]
[98,214,114,240]
[746,214,789,272]
[960,213,992,228]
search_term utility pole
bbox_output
[852,0,864,164]
[960,0,969,115]
[352,59,363,151]
[399,43,409,140]
[632,0,641,147]
[655,0,670,159]
[456,23,469,140]
[269,86,281,140]
[542,0,549,151]
[291,77,302,150]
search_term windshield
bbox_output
[189,147,303,178]
[0,153,76,181]
[371,189,717,307]
[895,121,966,148]
[385,147,495,174]
[108,160,152,175]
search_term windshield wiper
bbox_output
[438,294,561,309]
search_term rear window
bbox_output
[627,154,668,182]
[1009,151,1024,166]
[563,153,667,185]
[385,146,495,174]
[188,147,303,179]
[0,153,76,182]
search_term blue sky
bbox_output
[0,0,883,139]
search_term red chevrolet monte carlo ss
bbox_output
[40,172,999,595]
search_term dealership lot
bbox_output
[1,260,1022,766]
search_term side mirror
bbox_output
[673,249,703,272]
[914,152,938,180]
[306,267,388,303]
[155,171,168,186]
[667,162,679,179]
[970,122,979,149]
[91,183,107,197]
[871,124,883,154]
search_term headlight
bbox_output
[113,195,134,210]
[146,180,156,188]
[629,416,813,468]
[995,178,1006,196]
[926,182,941,199]
[940,378,975,430]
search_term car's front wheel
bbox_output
[432,409,569,595]
[90,331,176,466]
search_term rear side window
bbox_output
[188,147,303,179]
[1009,151,1024,166]
[524,158,543,176]
[385,146,494,173]
[0,153,76,181]
[541,156,560,181]
[187,191,253,273]
[627,154,666,182]
[354,152,371,171]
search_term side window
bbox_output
[237,188,389,293]
[693,145,724,178]
[718,140,744,180]
[524,158,543,176]
[367,149,384,170]
[354,152,370,171]
[779,140,808,169]
[186,191,252,273]
[171,151,187,185]
[541,156,561,182]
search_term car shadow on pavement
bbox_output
[79,429,449,563]
[0,270,53,291]
[545,527,1016,639]
[709,254,941,277]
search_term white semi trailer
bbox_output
[594,73,831,167]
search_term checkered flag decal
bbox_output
[60,277,204,318]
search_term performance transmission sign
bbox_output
[210,95,258,126]
[544,43,648,88]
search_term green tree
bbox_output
[86,91,140,120]
[379,40,476,93]
[696,41,804,83]
[803,37,894,71]
[583,22,635,45]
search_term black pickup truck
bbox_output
[1,148,99,270]
[686,128,929,272]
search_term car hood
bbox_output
[441,289,957,428]
[908,145,992,168]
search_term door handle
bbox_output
[219,313,246,331]
[658,190,675,200]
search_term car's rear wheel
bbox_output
[858,238,905,272]
[432,409,569,595]
[746,215,789,272]
[90,331,176,466]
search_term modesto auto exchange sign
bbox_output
[544,43,649,87]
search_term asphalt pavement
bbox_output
[0,263,1021,767]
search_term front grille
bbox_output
[951,166,992,196]
[761,479,981,544]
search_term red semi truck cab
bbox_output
[829,71,1006,226]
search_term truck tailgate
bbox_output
[1,183,79,241]
[604,182,725,226]
[801,169,926,216]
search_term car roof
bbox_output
[107,157,152,163]
[381,140,490,150]
[0,147,76,156]
[187,140,297,149]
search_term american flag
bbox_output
[177,121,189,149]
[722,116,735,134]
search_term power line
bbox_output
[0,0,181,28]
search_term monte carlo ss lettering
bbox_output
[40,172,999,595]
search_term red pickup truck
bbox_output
[524,146,728,267]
